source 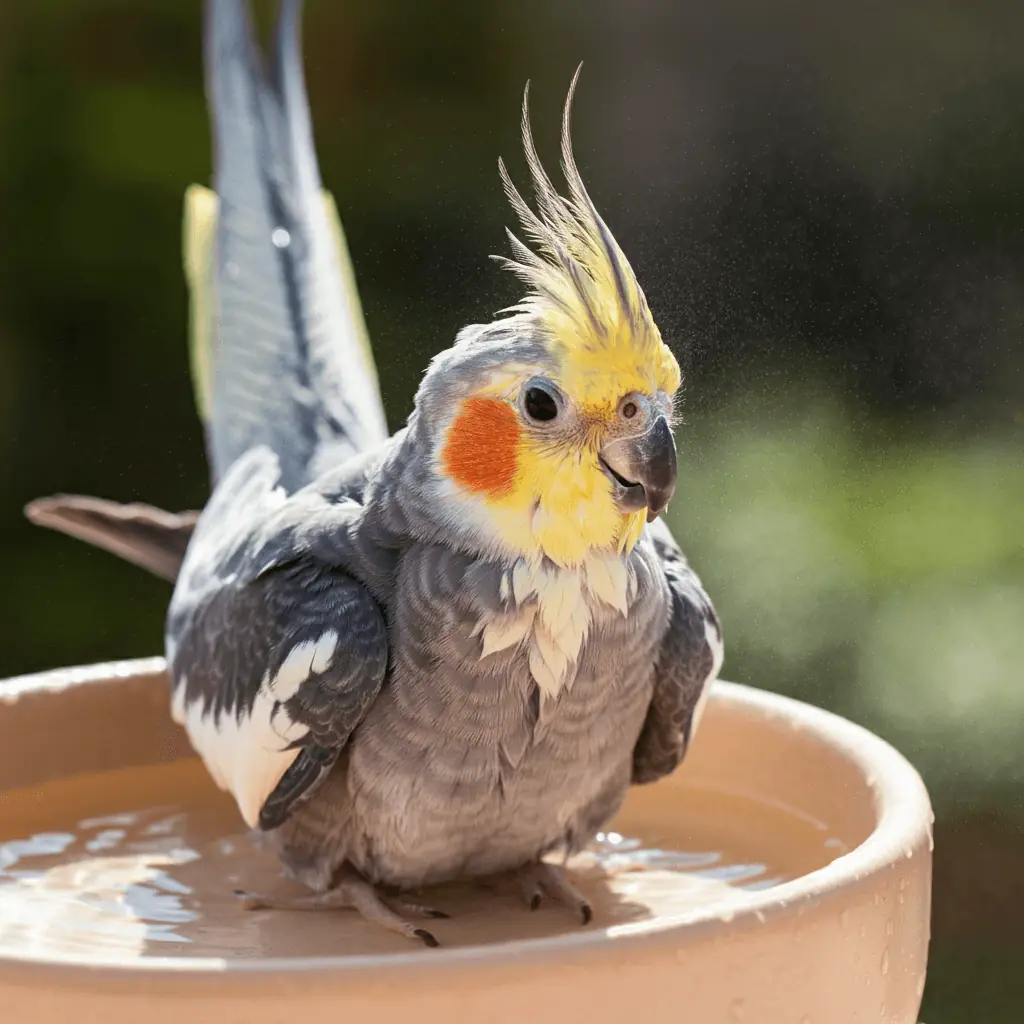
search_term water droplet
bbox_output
[916,976,926,998]
[885,920,894,937]
[873,893,881,907]
[271,227,291,248]
[839,909,849,930]
[858,924,866,938]
[905,848,913,860]
[880,949,890,976]
[729,998,745,1020]
[800,1016,811,1024]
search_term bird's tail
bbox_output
[24,496,196,582]
[193,0,388,493]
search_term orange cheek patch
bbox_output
[441,397,521,499]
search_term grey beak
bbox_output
[599,415,678,522]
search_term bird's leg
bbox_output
[516,861,593,925]
[382,893,450,921]
[234,868,443,947]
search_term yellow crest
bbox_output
[494,67,681,410]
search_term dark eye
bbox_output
[621,401,638,420]
[524,387,559,423]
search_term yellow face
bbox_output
[439,342,680,568]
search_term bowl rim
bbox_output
[0,657,933,992]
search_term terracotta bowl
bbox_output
[0,659,932,1023]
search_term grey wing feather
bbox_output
[632,519,724,785]
[204,0,388,492]
[167,446,388,829]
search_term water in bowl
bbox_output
[0,758,849,964]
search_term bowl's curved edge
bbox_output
[0,658,934,995]
[0,656,168,703]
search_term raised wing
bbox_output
[167,446,388,829]
[632,519,724,785]
[199,0,388,492]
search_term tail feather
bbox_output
[25,496,197,582]
[199,0,388,493]
[183,183,219,424]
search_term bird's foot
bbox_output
[234,870,446,947]
[516,861,593,925]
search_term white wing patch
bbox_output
[478,555,634,701]
[689,616,724,742]
[170,631,339,829]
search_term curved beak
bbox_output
[599,415,678,523]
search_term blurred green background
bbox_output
[0,0,1021,1018]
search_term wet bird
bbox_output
[27,0,723,946]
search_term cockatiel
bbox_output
[26,0,723,946]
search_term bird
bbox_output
[26,0,723,947]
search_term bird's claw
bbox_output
[517,862,593,925]
[230,874,448,947]
[413,927,440,948]
[233,888,268,911]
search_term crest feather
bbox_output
[493,66,677,400]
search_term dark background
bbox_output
[0,1,1021,1018]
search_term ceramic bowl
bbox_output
[0,659,932,1023]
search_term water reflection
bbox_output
[0,809,201,961]
[0,760,844,964]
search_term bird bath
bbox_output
[0,658,932,1023]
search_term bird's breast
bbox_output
[339,541,668,887]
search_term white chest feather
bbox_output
[473,554,637,700]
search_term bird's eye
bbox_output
[618,393,649,424]
[523,386,559,423]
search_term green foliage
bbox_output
[667,389,1024,813]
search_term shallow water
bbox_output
[0,758,848,963]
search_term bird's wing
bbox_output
[167,445,388,830]
[197,0,388,493]
[631,519,724,785]
[24,496,198,583]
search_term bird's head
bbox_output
[415,69,681,569]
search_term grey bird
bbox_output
[27,0,723,947]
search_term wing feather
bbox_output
[632,520,723,785]
[167,446,388,829]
